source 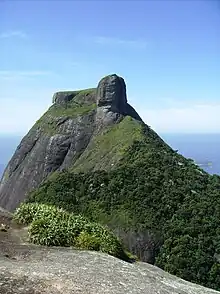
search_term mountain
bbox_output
[0,74,161,211]
[0,74,220,291]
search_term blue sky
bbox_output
[0,0,219,135]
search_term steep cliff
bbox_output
[0,74,161,211]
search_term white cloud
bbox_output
[0,30,27,39]
[91,36,148,49]
[138,103,220,134]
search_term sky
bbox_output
[0,0,219,135]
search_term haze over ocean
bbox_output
[1,134,220,178]
[0,136,21,178]
[161,133,220,175]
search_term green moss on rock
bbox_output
[72,116,145,172]
[33,89,97,135]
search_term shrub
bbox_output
[13,203,66,225]
[14,203,130,261]
[28,216,78,247]
[82,222,128,259]
[75,231,100,251]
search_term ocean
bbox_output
[161,133,220,175]
[0,134,219,178]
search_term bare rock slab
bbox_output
[0,247,219,294]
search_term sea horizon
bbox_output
[0,133,220,177]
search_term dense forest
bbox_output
[22,130,220,291]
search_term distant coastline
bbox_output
[161,133,220,175]
[194,161,213,168]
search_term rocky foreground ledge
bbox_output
[0,247,219,294]
[0,210,219,294]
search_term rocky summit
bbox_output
[0,74,143,211]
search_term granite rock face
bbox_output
[0,248,219,294]
[0,74,143,211]
[52,91,78,104]
[96,74,127,111]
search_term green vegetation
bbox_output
[73,88,96,99]
[24,131,220,291]
[16,101,220,291]
[33,89,96,135]
[72,116,145,171]
[13,203,130,261]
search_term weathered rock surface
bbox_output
[96,74,127,111]
[0,247,219,294]
[0,208,218,294]
[52,91,79,104]
[0,74,143,211]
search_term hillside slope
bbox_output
[27,135,220,289]
[1,74,220,291]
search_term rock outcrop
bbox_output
[0,74,144,211]
[0,206,219,294]
[52,91,81,104]
[1,248,219,294]
[96,75,127,111]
